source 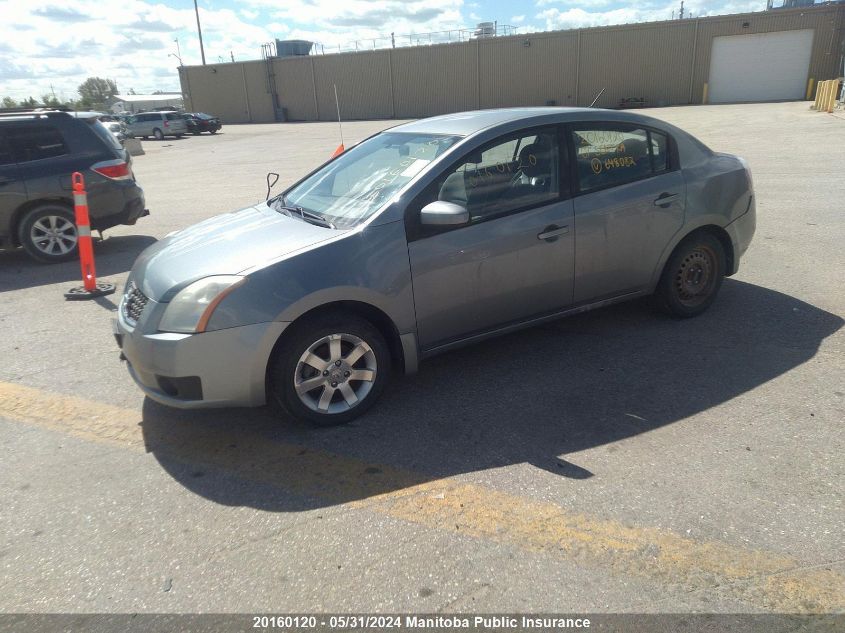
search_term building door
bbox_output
[708,30,814,103]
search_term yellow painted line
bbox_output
[1,381,843,612]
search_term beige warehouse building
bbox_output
[179,3,845,124]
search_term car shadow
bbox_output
[139,279,843,511]
[0,234,156,293]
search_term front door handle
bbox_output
[654,192,679,207]
[538,225,570,241]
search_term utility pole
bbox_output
[193,0,206,65]
[679,1,684,20]
[230,51,235,62]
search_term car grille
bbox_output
[122,280,149,325]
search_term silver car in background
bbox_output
[125,111,187,140]
[114,107,755,425]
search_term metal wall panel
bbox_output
[312,51,393,121]
[182,62,251,123]
[391,42,478,118]
[242,60,275,123]
[578,21,697,108]
[273,57,319,121]
[479,33,579,108]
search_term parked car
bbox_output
[125,111,187,140]
[115,107,755,425]
[102,121,127,145]
[0,108,148,263]
[183,112,222,135]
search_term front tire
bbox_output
[153,128,164,141]
[270,313,391,426]
[18,205,79,263]
[654,232,726,318]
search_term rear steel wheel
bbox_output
[655,232,725,318]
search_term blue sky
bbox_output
[2,0,766,101]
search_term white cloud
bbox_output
[538,1,761,30]
[511,15,526,24]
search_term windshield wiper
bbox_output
[272,201,335,229]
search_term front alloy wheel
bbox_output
[272,314,390,426]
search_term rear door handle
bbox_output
[654,192,679,207]
[538,225,570,241]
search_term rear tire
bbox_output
[270,313,391,426]
[18,204,79,263]
[209,129,218,134]
[654,232,726,318]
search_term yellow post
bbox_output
[702,82,709,104]
[806,78,814,101]
[827,79,841,113]
[817,81,829,112]
[812,81,822,110]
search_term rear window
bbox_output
[6,125,69,163]
[86,119,123,150]
[165,113,182,121]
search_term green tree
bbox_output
[1,96,17,108]
[41,94,62,108]
[21,96,37,107]
[77,77,118,109]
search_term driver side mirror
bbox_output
[420,200,470,226]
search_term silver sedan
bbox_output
[114,107,756,425]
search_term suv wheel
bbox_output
[19,205,79,263]
[153,128,164,141]
[654,232,726,318]
[270,313,391,426]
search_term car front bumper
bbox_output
[114,310,289,409]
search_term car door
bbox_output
[0,131,27,239]
[406,125,575,349]
[569,123,684,303]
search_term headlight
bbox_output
[158,275,246,333]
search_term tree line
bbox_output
[2,77,120,110]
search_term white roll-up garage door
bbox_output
[708,29,814,103]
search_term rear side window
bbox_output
[165,113,181,121]
[87,119,122,150]
[572,126,669,193]
[0,134,15,166]
[6,125,69,163]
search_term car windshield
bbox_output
[281,132,460,229]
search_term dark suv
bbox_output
[0,108,148,263]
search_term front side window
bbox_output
[6,125,68,163]
[282,132,460,228]
[572,126,668,192]
[433,127,560,223]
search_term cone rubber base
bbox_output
[64,282,117,300]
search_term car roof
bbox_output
[390,107,672,137]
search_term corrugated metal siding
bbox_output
[274,57,318,121]
[182,4,844,121]
[579,21,697,108]
[313,51,393,120]
[242,61,275,122]
[480,33,579,108]
[391,42,478,118]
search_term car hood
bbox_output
[132,203,339,302]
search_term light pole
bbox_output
[193,0,206,65]
[174,38,182,64]
[168,53,183,66]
